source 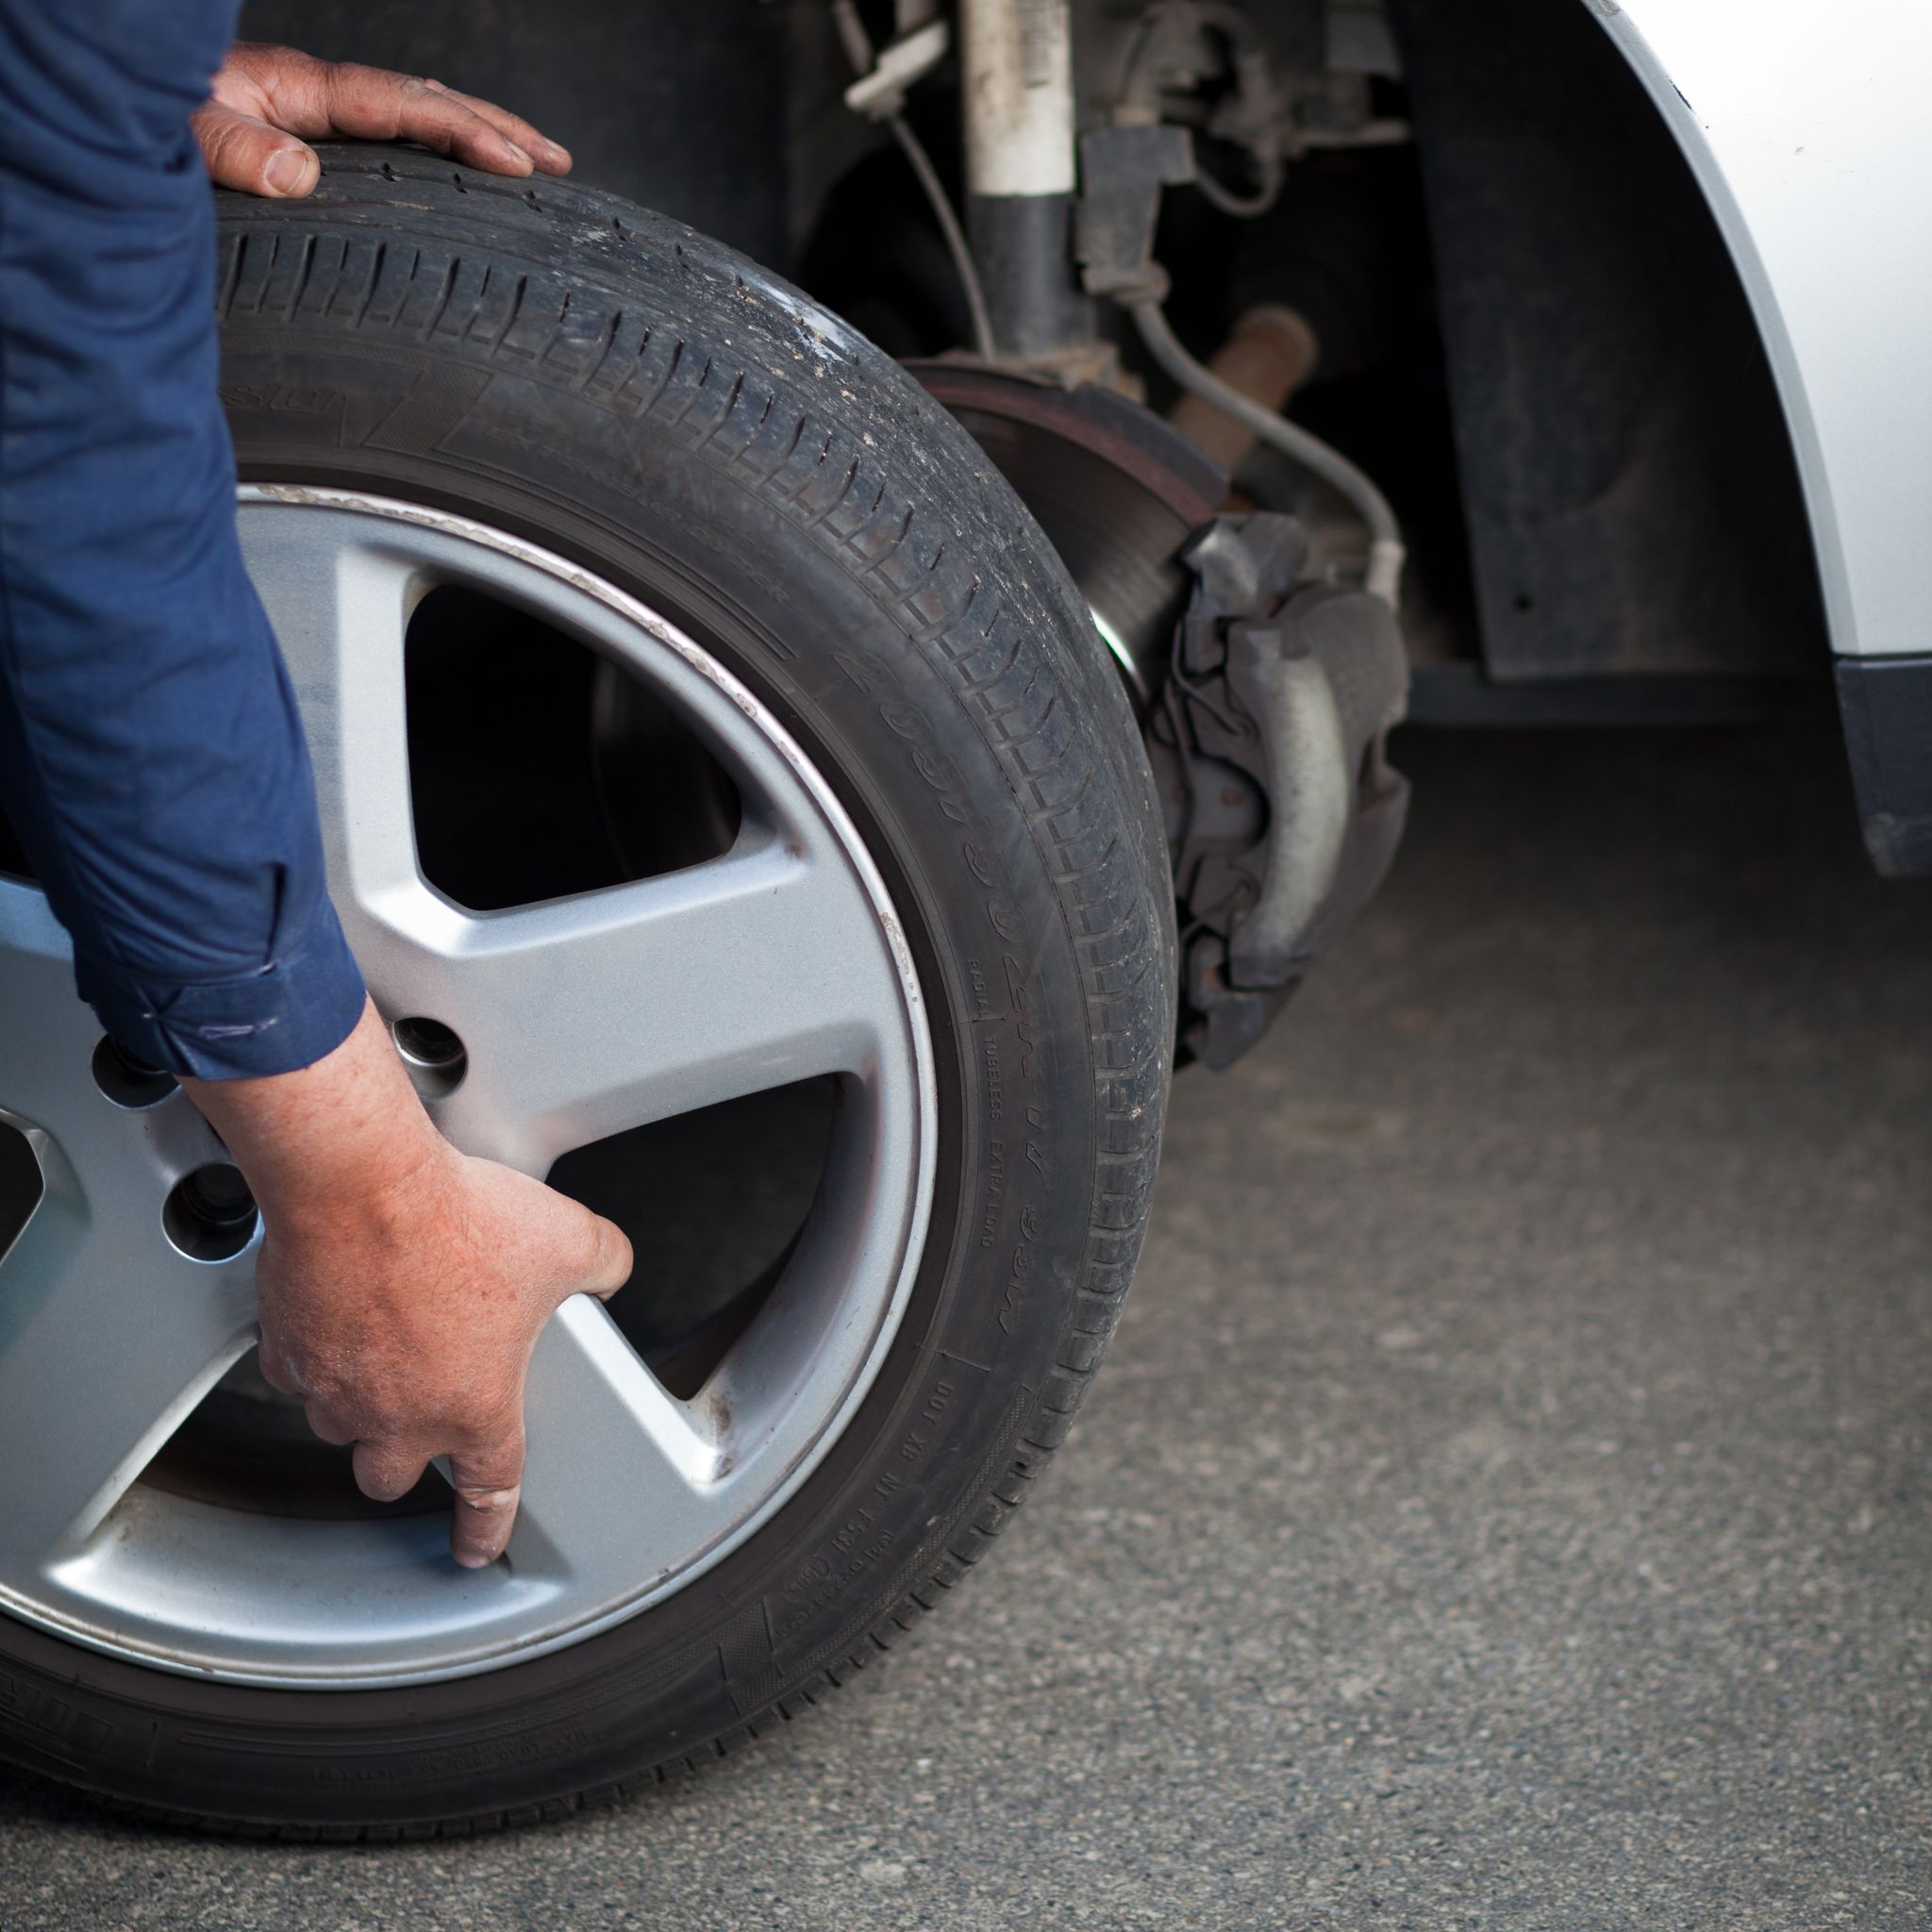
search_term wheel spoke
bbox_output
[509,1294,731,1585]
[418,833,908,1172]
[0,1152,258,1563]
[236,500,431,936]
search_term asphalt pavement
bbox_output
[4,713,1928,1929]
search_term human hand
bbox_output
[192,42,573,200]
[184,1001,631,1567]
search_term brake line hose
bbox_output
[1124,295,1407,607]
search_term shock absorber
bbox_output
[958,0,1098,373]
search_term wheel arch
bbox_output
[1389,0,1920,696]
[1581,0,1932,673]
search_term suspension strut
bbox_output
[958,0,1099,375]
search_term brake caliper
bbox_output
[1147,512,1409,1068]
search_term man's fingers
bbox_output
[446,1422,527,1569]
[420,78,572,175]
[206,44,567,184]
[191,102,320,198]
[302,1398,358,1448]
[583,1212,634,1302]
[352,1440,432,1504]
[319,63,536,177]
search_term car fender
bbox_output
[1585,0,1932,665]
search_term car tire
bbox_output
[0,148,1176,1836]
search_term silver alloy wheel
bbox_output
[0,489,936,1688]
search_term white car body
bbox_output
[1591,0,1932,664]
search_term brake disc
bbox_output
[908,363,1226,712]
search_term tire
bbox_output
[0,148,1176,1835]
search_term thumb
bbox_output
[191,101,320,198]
[582,1210,634,1303]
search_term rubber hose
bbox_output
[1127,296,1405,606]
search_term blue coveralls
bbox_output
[0,0,366,1079]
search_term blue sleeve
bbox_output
[0,0,366,1079]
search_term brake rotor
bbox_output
[909,363,1227,711]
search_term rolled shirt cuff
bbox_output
[74,893,368,1081]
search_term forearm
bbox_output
[181,999,449,1233]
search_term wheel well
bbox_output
[1388,0,1828,688]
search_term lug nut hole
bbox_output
[163,1163,259,1263]
[92,1036,177,1110]
[392,1016,468,1099]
